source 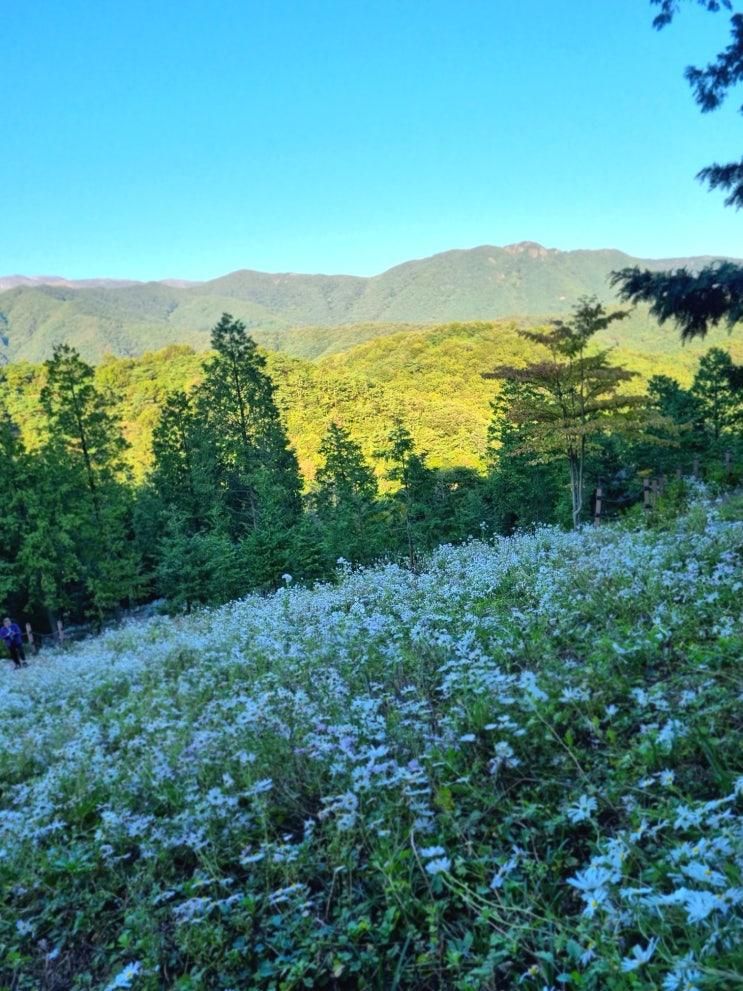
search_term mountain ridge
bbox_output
[5,240,738,288]
[1,242,739,363]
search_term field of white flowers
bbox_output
[1,496,742,991]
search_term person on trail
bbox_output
[1,617,27,669]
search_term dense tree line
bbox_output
[0,309,741,631]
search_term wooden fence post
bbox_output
[57,619,64,646]
[594,481,603,526]
[652,477,660,505]
[643,477,651,513]
[25,622,36,655]
[693,456,700,478]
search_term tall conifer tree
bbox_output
[152,389,220,532]
[40,344,127,512]
[691,347,743,441]
[377,422,436,565]
[314,422,380,564]
[0,410,28,606]
[199,314,302,535]
[39,344,140,620]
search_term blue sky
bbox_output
[2,0,741,279]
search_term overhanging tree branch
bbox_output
[651,1,731,32]
[613,3,743,340]
[611,263,743,340]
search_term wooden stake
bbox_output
[693,456,700,478]
[594,482,603,526]
[57,619,64,646]
[643,477,651,512]
[25,622,35,654]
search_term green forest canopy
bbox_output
[4,316,742,482]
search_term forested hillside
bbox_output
[4,318,742,479]
[1,243,738,363]
[1,302,741,634]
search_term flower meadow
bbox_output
[1,500,742,990]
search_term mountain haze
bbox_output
[1,242,737,363]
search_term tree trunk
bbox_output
[46,606,58,636]
[568,456,582,529]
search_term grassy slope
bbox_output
[0,498,741,989]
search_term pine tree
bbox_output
[156,517,240,612]
[40,344,127,513]
[199,314,302,536]
[85,494,146,619]
[629,374,704,473]
[16,443,85,627]
[0,395,88,628]
[429,466,490,544]
[39,344,140,620]
[612,2,743,339]
[0,409,28,606]
[285,516,334,585]
[313,422,381,564]
[486,381,566,531]
[315,422,378,509]
[151,389,220,532]
[377,422,436,565]
[691,347,743,441]
[648,375,701,428]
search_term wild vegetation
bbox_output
[0,304,741,631]
[2,0,742,987]
[1,490,741,989]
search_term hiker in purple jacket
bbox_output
[1,617,27,669]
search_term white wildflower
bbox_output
[418,845,446,859]
[105,962,142,990]
[567,794,597,823]
[621,939,658,972]
[425,856,451,875]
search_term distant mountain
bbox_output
[1,242,737,363]
[0,275,144,291]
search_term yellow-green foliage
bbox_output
[4,319,742,483]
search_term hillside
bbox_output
[1,242,738,363]
[4,319,742,482]
[1,498,741,989]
